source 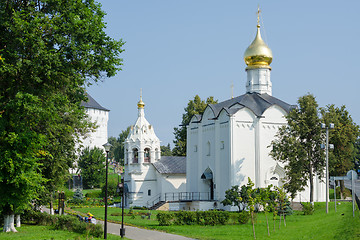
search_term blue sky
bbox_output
[88,0,360,146]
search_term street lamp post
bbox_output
[103,142,112,239]
[321,123,334,214]
[120,177,125,238]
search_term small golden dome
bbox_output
[244,25,273,70]
[137,99,145,109]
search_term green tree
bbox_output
[270,94,325,203]
[172,95,217,156]
[221,184,252,212]
[161,144,172,156]
[321,105,360,194]
[258,186,273,236]
[108,126,131,164]
[78,147,106,189]
[0,0,123,230]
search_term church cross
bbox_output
[257,6,261,26]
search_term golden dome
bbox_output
[244,25,273,70]
[137,98,145,109]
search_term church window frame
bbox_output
[125,149,129,164]
[144,148,150,163]
[206,141,211,156]
[220,141,224,150]
[194,145,197,152]
[133,148,138,163]
[148,189,151,196]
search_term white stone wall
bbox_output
[187,101,326,207]
[81,108,109,150]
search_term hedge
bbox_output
[22,209,103,238]
[157,210,229,226]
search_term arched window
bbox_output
[133,148,138,163]
[144,148,150,163]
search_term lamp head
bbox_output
[103,142,112,152]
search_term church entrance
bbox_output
[201,167,214,200]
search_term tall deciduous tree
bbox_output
[78,147,106,189]
[172,95,217,156]
[270,94,324,203]
[108,126,131,164]
[161,144,172,156]
[321,105,359,193]
[0,0,123,231]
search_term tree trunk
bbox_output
[273,216,276,231]
[3,214,18,232]
[50,198,54,215]
[340,180,345,199]
[16,215,21,228]
[283,215,286,227]
[265,213,270,236]
[309,164,314,203]
[251,211,256,239]
[279,213,281,229]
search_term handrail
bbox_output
[147,192,214,209]
[146,193,162,208]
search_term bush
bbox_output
[68,189,84,205]
[101,180,118,198]
[302,202,314,215]
[196,211,229,225]
[174,211,197,225]
[157,212,174,226]
[85,190,101,198]
[238,211,250,224]
[157,210,229,226]
[54,215,103,237]
[22,209,57,225]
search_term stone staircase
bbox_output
[149,201,166,210]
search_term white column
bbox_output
[229,116,235,186]
[254,117,261,188]
[214,119,220,200]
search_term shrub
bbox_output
[174,211,197,225]
[238,211,250,224]
[101,180,118,198]
[22,209,57,225]
[157,212,174,226]
[196,211,229,225]
[302,202,314,215]
[68,189,85,204]
[85,190,101,198]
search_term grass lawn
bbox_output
[0,224,125,240]
[73,202,360,240]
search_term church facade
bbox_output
[123,17,326,210]
[124,96,186,208]
[186,21,326,207]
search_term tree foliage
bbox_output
[270,94,324,202]
[78,147,106,189]
[0,0,124,225]
[172,95,217,156]
[161,144,172,156]
[108,126,131,164]
[320,105,359,177]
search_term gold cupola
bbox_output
[137,89,145,109]
[244,12,272,70]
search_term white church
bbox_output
[122,17,326,210]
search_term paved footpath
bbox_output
[98,220,195,240]
[43,207,194,240]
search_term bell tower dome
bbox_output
[244,7,273,95]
